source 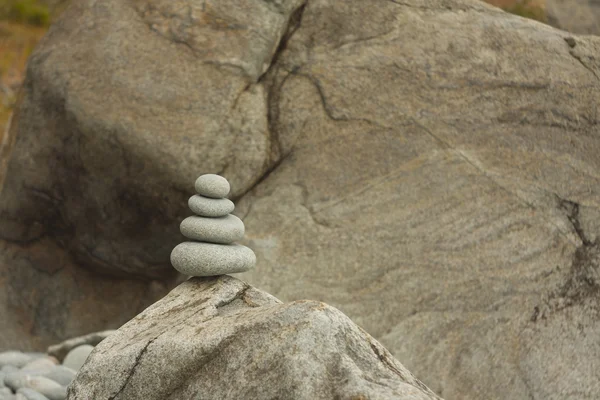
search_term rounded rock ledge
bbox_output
[194,174,230,199]
[180,215,244,244]
[170,242,256,276]
[188,195,235,217]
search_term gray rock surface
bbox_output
[180,215,244,244]
[47,331,114,363]
[170,242,255,276]
[1,0,599,399]
[61,346,93,373]
[546,0,600,35]
[188,195,235,217]
[194,174,231,199]
[67,276,440,400]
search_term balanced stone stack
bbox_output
[170,174,256,276]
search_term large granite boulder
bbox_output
[0,0,305,351]
[68,276,440,400]
[1,0,600,398]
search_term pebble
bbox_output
[1,367,18,375]
[188,195,235,217]
[180,215,244,244]
[171,242,256,276]
[0,353,32,369]
[41,367,75,387]
[5,376,65,400]
[21,359,56,373]
[16,389,49,400]
[62,345,93,372]
[0,387,14,400]
[194,174,230,198]
[47,330,114,363]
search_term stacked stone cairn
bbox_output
[170,174,256,276]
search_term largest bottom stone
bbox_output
[170,242,256,276]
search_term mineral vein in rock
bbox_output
[170,174,256,276]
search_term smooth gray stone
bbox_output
[21,359,57,373]
[180,215,244,244]
[0,371,5,388]
[14,394,25,400]
[22,356,45,363]
[5,363,58,387]
[171,242,256,276]
[188,195,235,217]
[41,367,75,387]
[5,377,64,400]
[47,330,115,363]
[62,345,93,372]
[0,353,32,369]
[1,367,18,375]
[194,174,230,199]
[4,373,26,391]
[16,389,50,400]
[0,387,15,400]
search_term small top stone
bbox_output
[194,174,230,199]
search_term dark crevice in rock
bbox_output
[531,198,600,322]
[565,38,600,82]
[230,149,293,203]
[215,283,252,309]
[102,294,219,399]
[369,340,408,381]
[256,2,307,85]
[559,198,591,246]
[291,71,389,127]
[231,3,306,203]
[107,336,157,400]
[296,182,331,228]
[368,338,437,397]
[535,242,600,320]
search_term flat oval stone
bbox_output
[0,352,33,368]
[17,388,50,400]
[42,367,75,387]
[171,242,256,276]
[194,174,230,199]
[180,215,244,244]
[62,345,93,372]
[0,387,16,399]
[188,195,234,217]
[21,358,57,372]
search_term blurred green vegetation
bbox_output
[504,0,546,22]
[0,0,51,26]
